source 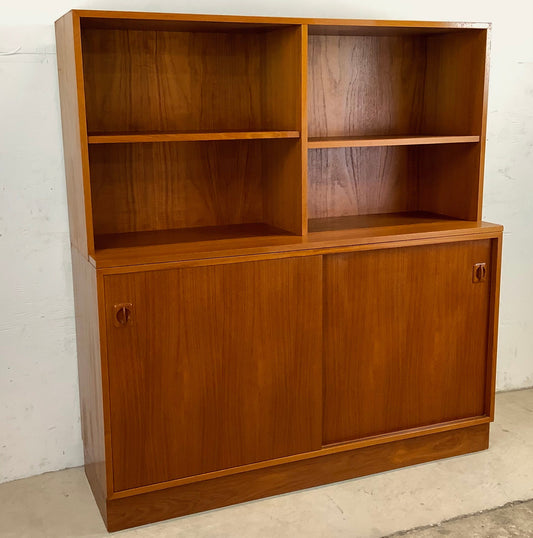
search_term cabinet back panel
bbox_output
[82,28,301,133]
[308,146,418,218]
[308,31,486,137]
[323,240,492,444]
[104,257,323,490]
[308,35,426,137]
[89,141,264,235]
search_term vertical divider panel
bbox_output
[262,25,307,235]
[300,25,309,235]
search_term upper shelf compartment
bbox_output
[307,26,488,139]
[80,18,303,135]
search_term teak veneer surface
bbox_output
[92,220,503,270]
[82,28,299,133]
[106,424,490,531]
[307,135,480,148]
[308,144,484,221]
[105,257,322,490]
[73,10,489,31]
[323,240,492,443]
[88,131,301,144]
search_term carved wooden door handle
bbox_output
[472,263,487,283]
[114,303,133,327]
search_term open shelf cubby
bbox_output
[89,138,303,249]
[307,25,487,230]
[78,16,306,251]
[307,27,486,139]
[81,19,303,134]
[308,143,482,230]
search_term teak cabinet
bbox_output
[56,10,502,531]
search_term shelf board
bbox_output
[308,211,458,233]
[307,135,480,149]
[95,223,294,251]
[88,130,301,144]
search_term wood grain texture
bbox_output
[422,31,487,136]
[89,141,264,235]
[308,211,456,233]
[323,240,492,444]
[55,12,94,256]
[418,143,482,220]
[308,146,418,218]
[307,25,488,36]
[309,143,483,222]
[263,140,304,235]
[477,28,492,221]
[300,25,309,234]
[308,135,480,148]
[262,26,306,234]
[89,139,304,237]
[308,35,426,137]
[104,257,322,491]
[95,223,291,250]
[92,222,503,270]
[110,415,489,499]
[70,248,107,523]
[105,424,489,531]
[81,28,301,133]
[88,131,300,144]
[72,10,489,31]
[486,233,502,419]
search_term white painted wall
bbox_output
[1,0,532,484]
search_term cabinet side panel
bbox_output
[422,30,487,137]
[71,248,107,523]
[55,13,93,256]
[417,143,481,220]
[486,235,502,419]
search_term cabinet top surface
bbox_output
[60,9,490,30]
[91,220,503,271]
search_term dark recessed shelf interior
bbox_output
[94,222,294,250]
[308,211,458,233]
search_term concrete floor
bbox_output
[389,500,533,537]
[1,389,532,538]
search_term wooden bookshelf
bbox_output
[56,10,501,532]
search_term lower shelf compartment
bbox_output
[308,211,458,233]
[103,423,490,531]
[94,222,294,250]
